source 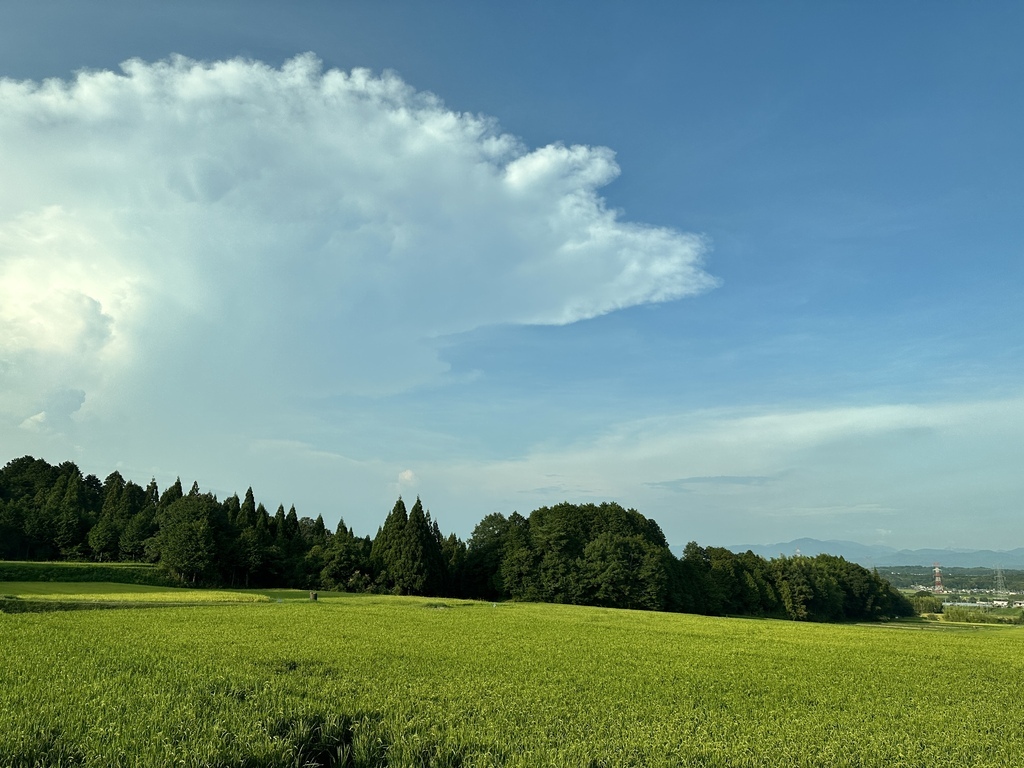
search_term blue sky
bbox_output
[2,2,1022,551]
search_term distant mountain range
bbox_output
[717,538,1024,570]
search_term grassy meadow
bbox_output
[2,581,1022,767]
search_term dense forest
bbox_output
[0,456,912,622]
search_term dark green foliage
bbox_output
[464,512,510,599]
[118,509,156,562]
[0,560,175,586]
[368,497,448,596]
[158,478,183,509]
[238,487,257,529]
[400,498,447,596]
[0,499,27,560]
[767,554,912,621]
[299,515,328,548]
[157,494,219,584]
[911,592,944,614]
[223,493,241,528]
[0,455,908,622]
[492,502,676,610]
[87,511,120,562]
[579,532,669,610]
[52,471,94,559]
[370,497,408,592]
[441,532,467,597]
[321,519,372,592]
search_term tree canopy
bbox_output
[0,455,912,622]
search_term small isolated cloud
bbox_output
[398,469,417,485]
[0,54,715,435]
[16,388,86,435]
[18,412,47,432]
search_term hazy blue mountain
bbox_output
[717,539,1024,569]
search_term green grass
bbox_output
[0,560,177,586]
[2,589,1023,766]
[0,583,269,604]
[0,581,344,602]
[1,581,194,597]
[0,581,275,613]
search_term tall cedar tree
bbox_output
[370,497,408,592]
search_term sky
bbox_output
[1,1,1022,551]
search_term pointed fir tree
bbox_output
[273,505,287,542]
[370,497,408,592]
[312,514,328,545]
[237,487,257,529]
[400,497,446,596]
[159,478,184,510]
[53,472,91,559]
[285,505,300,541]
[223,493,241,528]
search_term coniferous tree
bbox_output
[285,505,300,541]
[398,498,446,595]
[237,487,257,529]
[100,471,125,516]
[159,478,184,511]
[23,474,61,560]
[311,515,328,545]
[272,504,286,542]
[223,493,241,528]
[0,453,912,621]
[143,478,159,513]
[371,497,408,593]
[53,471,92,559]
[120,479,159,562]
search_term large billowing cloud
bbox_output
[0,54,715,435]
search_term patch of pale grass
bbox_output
[26,590,271,604]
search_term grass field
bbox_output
[0,581,284,612]
[0,581,272,604]
[0,560,176,586]
[2,582,1023,767]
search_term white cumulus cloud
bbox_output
[0,53,714,435]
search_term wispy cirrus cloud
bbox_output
[405,396,1024,546]
[645,475,777,492]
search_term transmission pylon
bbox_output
[994,565,1008,595]
[933,563,944,594]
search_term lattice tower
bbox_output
[995,566,1008,595]
[933,563,944,594]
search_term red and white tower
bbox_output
[932,563,944,594]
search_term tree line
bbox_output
[0,456,912,621]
